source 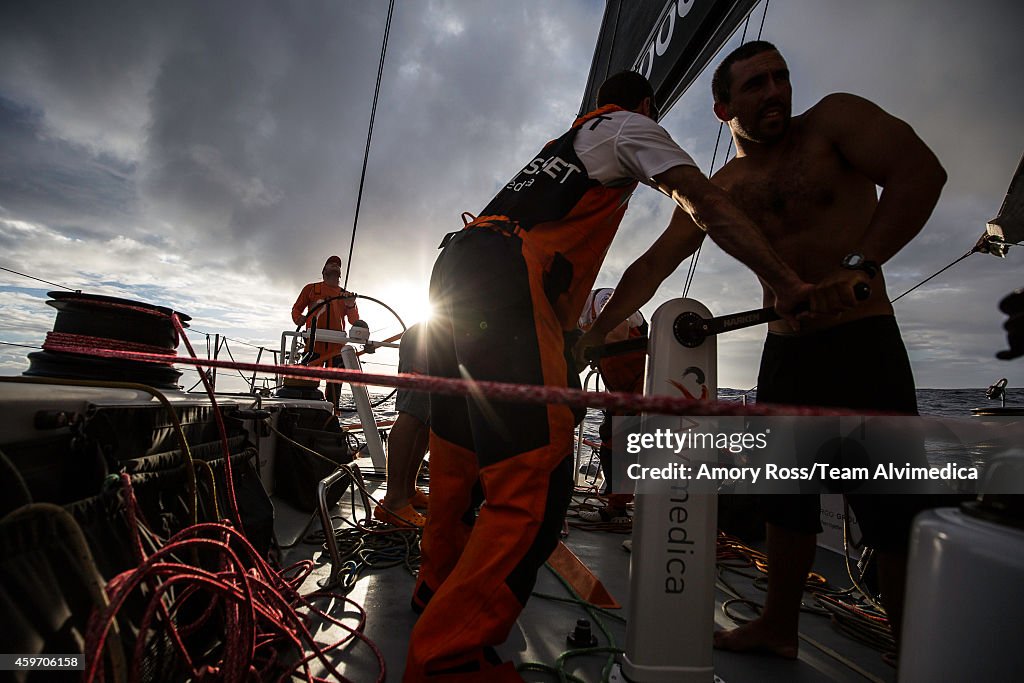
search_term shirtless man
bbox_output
[577,41,946,659]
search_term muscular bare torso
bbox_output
[714,102,895,333]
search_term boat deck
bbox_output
[273,478,896,683]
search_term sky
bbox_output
[1,0,1022,394]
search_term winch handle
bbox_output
[584,284,871,358]
[784,282,872,319]
[674,283,871,347]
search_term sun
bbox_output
[379,282,432,328]
[408,298,433,325]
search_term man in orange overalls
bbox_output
[405,72,812,681]
[290,255,360,409]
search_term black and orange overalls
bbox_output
[405,106,638,681]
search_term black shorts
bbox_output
[756,315,943,552]
[396,324,430,425]
[396,390,430,425]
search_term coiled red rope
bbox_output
[83,474,386,682]
[42,301,382,680]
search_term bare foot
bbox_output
[713,619,798,659]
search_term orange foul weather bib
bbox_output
[405,106,637,681]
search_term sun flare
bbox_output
[378,282,432,328]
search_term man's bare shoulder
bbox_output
[804,93,889,135]
[807,92,879,114]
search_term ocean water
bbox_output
[345,387,1024,441]
[718,387,1024,418]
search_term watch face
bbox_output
[843,253,865,268]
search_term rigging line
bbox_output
[684,0,770,299]
[189,329,271,351]
[343,0,397,290]
[683,242,702,298]
[889,249,976,303]
[688,122,725,297]
[758,0,771,39]
[219,339,258,386]
[685,116,736,297]
[0,340,42,349]
[0,265,77,292]
[709,121,728,173]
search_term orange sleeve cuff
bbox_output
[291,284,311,325]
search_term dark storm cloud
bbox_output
[137,2,395,274]
[0,0,604,282]
[1,0,401,276]
[335,1,602,283]
[0,98,138,233]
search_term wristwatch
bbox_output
[841,252,878,279]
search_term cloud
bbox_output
[0,0,1022,392]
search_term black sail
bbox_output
[580,0,760,120]
[985,152,1024,255]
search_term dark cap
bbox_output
[324,255,342,269]
[597,71,654,111]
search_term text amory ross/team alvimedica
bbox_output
[627,462,979,483]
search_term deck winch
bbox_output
[25,291,190,389]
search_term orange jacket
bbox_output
[478,105,638,331]
[290,281,360,364]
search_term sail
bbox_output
[984,152,1024,257]
[579,0,761,119]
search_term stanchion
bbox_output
[340,345,387,472]
[620,298,718,682]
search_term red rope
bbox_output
[41,338,881,418]
[83,476,386,682]
[57,297,172,319]
[45,299,387,680]
[51,298,879,679]
[44,316,242,527]
[170,313,242,528]
[43,331,175,358]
